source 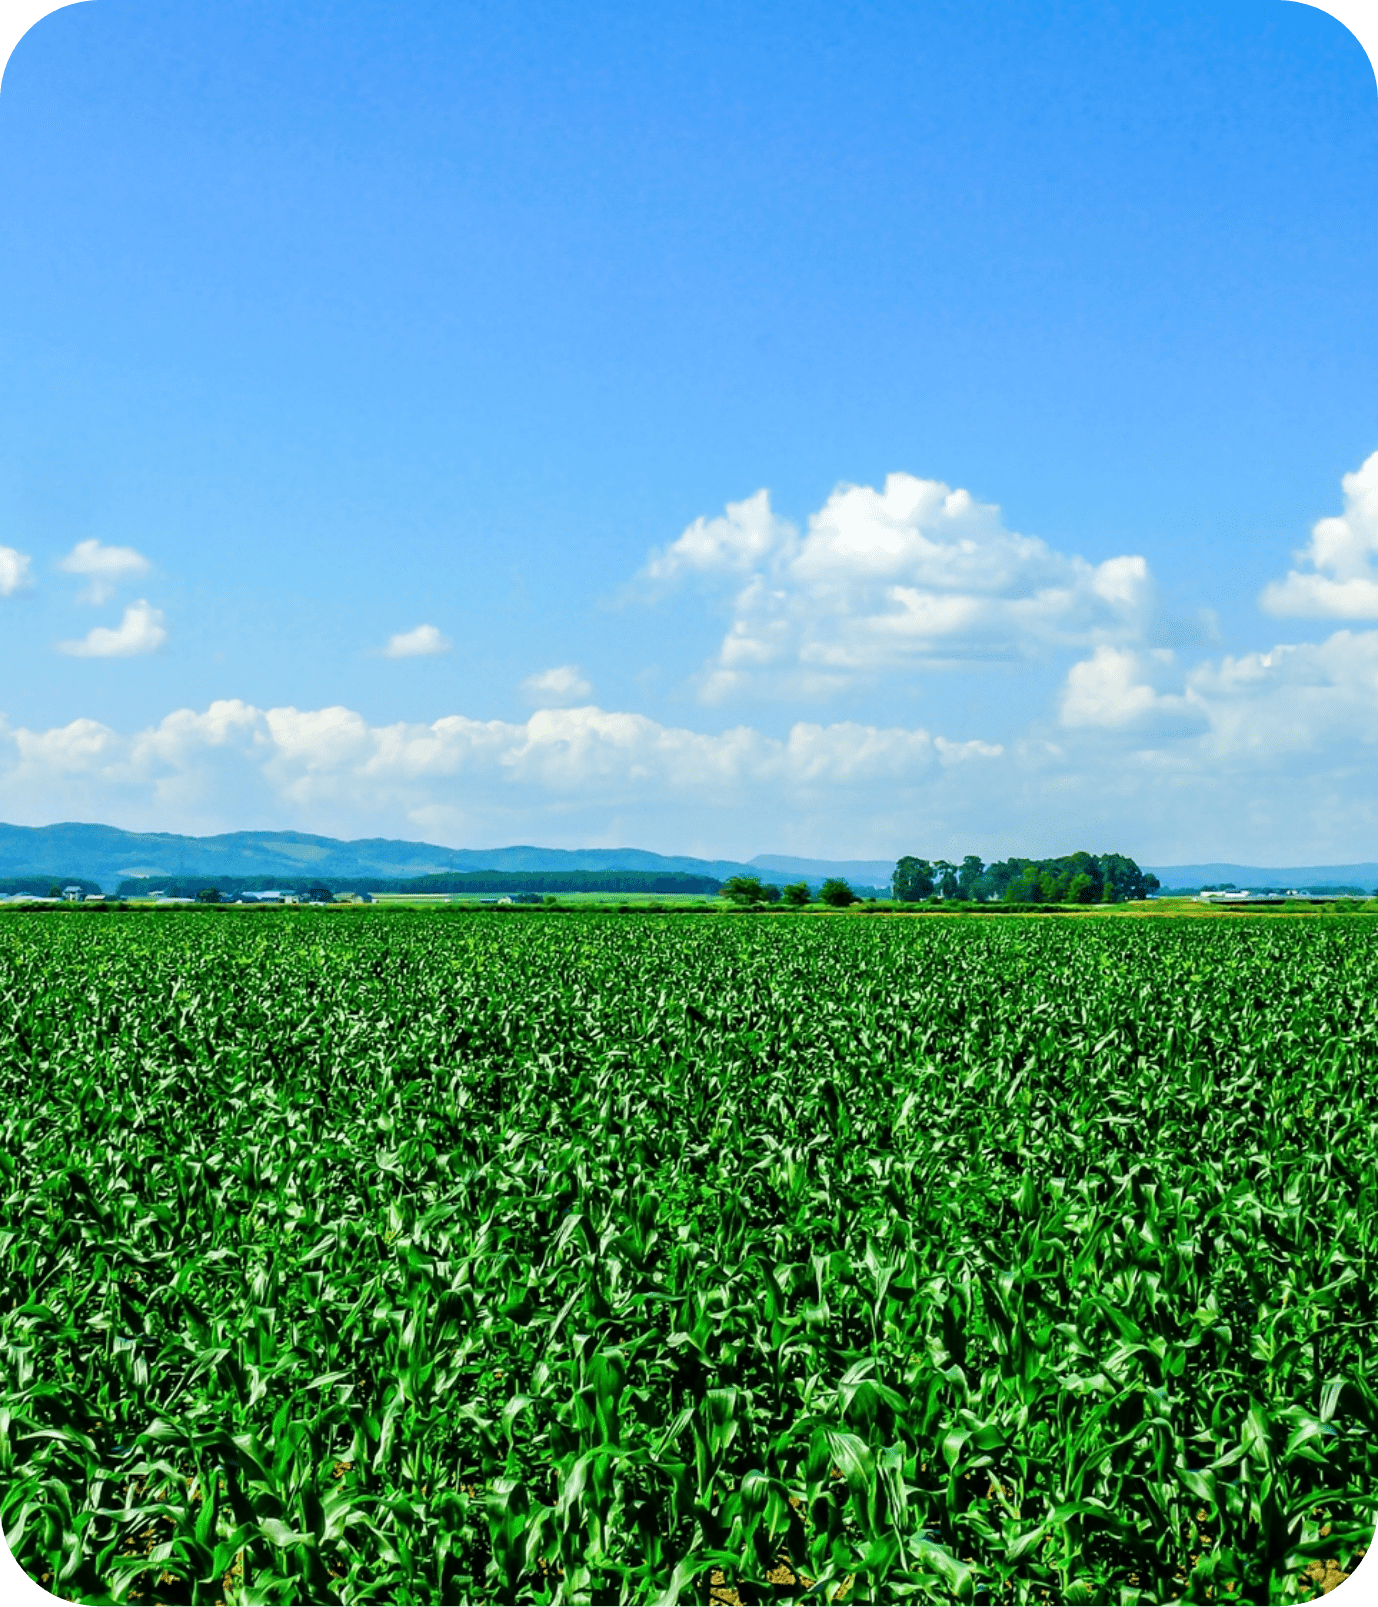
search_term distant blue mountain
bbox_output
[1144,862,1378,891]
[0,821,891,891]
[5,825,1368,896]
[749,853,897,886]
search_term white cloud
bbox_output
[57,600,167,658]
[1056,625,1378,763]
[60,539,151,604]
[0,694,1002,849]
[521,664,593,704]
[1184,629,1378,759]
[13,716,119,775]
[382,623,451,658]
[639,473,1156,699]
[1060,646,1207,733]
[7,638,1378,863]
[642,489,783,581]
[1016,622,1378,863]
[1259,450,1378,618]
[0,546,32,596]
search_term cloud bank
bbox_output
[4,603,1378,862]
[0,696,1001,852]
[7,455,1378,866]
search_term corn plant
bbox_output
[0,910,1374,1602]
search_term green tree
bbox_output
[958,855,985,898]
[819,878,856,907]
[721,876,780,905]
[1069,872,1096,904]
[996,867,1029,906]
[1100,853,1146,900]
[934,860,960,898]
[195,887,222,904]
[892,857,934,901]
[781,881,811,906]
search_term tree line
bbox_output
[892,852,1158,904]
[114,870,723,899]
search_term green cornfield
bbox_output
[2,910,1375,1604]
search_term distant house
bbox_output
[62,886,83,902]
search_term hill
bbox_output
[1144,862,1378,892]
[0,822,879,893]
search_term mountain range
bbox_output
[0,823,1370,895]
[1141,863,1378,891]
[0,822,893,892]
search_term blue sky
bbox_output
[0,0,1376,863]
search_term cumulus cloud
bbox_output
[521,664,593,704]
[1259,451,1378,618]
[1060,646,1208,734]
[0,546,32,596]
[1056,625,1378,768]
[1184,629,1378,760]
[638,474,1156,700]
[0,695,1002,845]
[382,623,451,658]
[6,639,1378,862]
[13,716,119,775]
[60,539,151,604]
[642,490,782,582]
[58,600,167,658]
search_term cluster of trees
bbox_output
[892,852,1158,904]
[720,876,860,907]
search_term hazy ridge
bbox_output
[1,823,1371,895]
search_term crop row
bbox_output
[2,912,1375,1602]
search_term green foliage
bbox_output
[818,878,857,907]
[194,887,223,904]
[2,912,1375,1604]
[892,858,934,901]
[721,877,781,906]
[898,853,1153,905]
[781,882,812,907]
